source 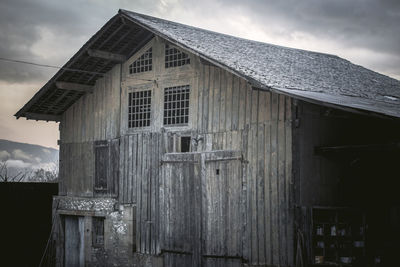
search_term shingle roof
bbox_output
[121,9,400,118]
[16,10,400,121]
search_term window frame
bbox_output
[128,89,153,129]
[163,84,191,127]
[128,47,153,74]
[164,43,191,69]
[126,39,154,78]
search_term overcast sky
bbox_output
[0,0,399,149]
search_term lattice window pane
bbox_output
[129,48,153,74]
[165,44,190,68]
[128,90,152,128]
[163,85,190,125]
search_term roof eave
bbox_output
[14,13,122,121]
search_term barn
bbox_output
[16,9,400,267]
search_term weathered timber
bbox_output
[25,112,61,122]
[56,82,94,93]
[87,49,127,62]
[315,142,400,154]
[58,36,295,267]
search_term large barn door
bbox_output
[161,151,245,267]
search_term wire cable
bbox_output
[0,56,106,75]
[0,56,155,82]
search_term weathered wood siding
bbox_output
[59,64,121,196]
[59,142,93,196]
[118,41,294,264]
[60,35,294,266]
[61,64,121,143]
[119,132,163,255]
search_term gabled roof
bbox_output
[16,9,400,121]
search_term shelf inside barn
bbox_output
[311,207,366,266]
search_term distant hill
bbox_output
[0,139,58,182]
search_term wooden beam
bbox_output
[25,112,61,122]
[315,142,400,155]
[56,82,93,93]
[87,49,126,62]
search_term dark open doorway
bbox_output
[0,182,58,266]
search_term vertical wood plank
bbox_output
[136,133,143,252]
[257,123,266,264]
[232,76,240,130]
[251,89,259,125]
[128,135,133,203]
[119,136,125,202]
[270,93,279,265]
[225,73,233,131]
[208,66,215,132]
[237,80,245,131]
[278,94,286,266]
[219,70,226,132]
[250,126,258,264]
[202,65,210,133]
[197,64,204,131]
[285,96,294,266]
[264,115,273,265]
[242,127,249,261]
[245,81,252,127]
[212,68,220,132]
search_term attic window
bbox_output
[129,48,152,74]
[163,85,190,125]
[128,90,152,128]
[165,44,190,68]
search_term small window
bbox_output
[180,137,191,153]
[129,48,152,74]
[165,44,190,68]
[163,85,190,126]
[128,90,152,128]
[92,217,105,247]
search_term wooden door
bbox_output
[161,152,198,266]
[202,152,244,267]
[161,151,245,267]
[64,216,84,267]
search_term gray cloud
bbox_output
[4,159,32,169]
[0,0,121,83]
[1,0,399,83]
[12,149,32,162]
[0,0,162,83]
[221,0,400,56]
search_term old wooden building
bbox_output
[16,10,400,267]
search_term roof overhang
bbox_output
[15,12,154,121]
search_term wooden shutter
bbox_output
[94,141,109,192]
